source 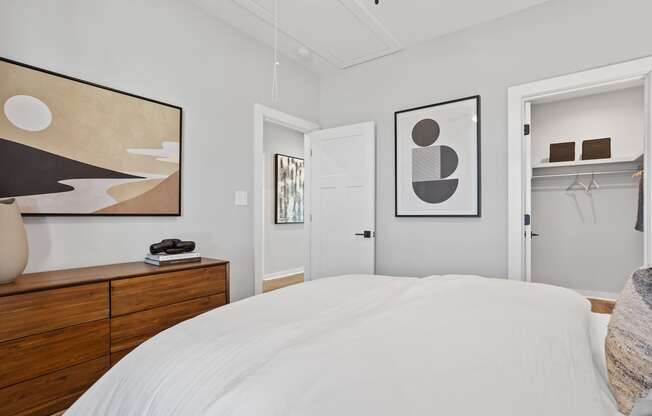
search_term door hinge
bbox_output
[310,149,313,157]
[523,124,530,136]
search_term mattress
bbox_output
[66,275,619,415]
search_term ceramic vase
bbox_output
[0,198,28,284]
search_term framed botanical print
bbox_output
[0,57,182,216]
[275,154,304,224]
[395,95,481,217]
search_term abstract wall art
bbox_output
[275,154,304,224]
[0,57,182,216]
[395,95,480,217]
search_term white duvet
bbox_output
[67,275,617,416]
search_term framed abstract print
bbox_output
[395,95,480,217]
[275,154,304,224]
[0,57,182,216]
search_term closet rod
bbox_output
[532,169,640,179]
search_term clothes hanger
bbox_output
[566,174,588,191]
[587,172,599,193]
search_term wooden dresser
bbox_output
[0,258,229,416]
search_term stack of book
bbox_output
[144,251,201,266]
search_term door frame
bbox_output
[253,104,319,295]
[507,56,652,281]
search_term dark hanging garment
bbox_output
[636,176,644,232]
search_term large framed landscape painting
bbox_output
[395,95,480,217]
[0,57,182,216]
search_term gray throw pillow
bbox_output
[606,268,652,415]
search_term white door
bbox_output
[523,102,533,282]
[305,122,375,280]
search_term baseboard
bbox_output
[264,268,304,281]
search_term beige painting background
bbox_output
[0,60,180,176]
[0,60,181,214]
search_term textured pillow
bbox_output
[606,268,652,415]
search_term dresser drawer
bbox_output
[0,356,109,416]
[111,265,226,316]
[111,293,226,353]
[0,319,109,388]
[0,283,109,343]
[110,346,134,367]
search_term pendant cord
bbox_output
[272,0,279,102]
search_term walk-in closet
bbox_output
[529,83,645,299]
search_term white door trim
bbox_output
[523,102,532,283]
[253,104,319,295]
[507,56,652,281]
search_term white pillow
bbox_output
[589,312,610,383]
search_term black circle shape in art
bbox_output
[411,119,440,147]
[440,145,459,179]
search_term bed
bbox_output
[65,274,621,415]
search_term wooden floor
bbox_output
[588,297,616,314]
[263,273,304,292]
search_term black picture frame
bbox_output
[274,153,304,224]
[394,95,481,217]
[0,56,183,217]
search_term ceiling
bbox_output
[192,0,550,74]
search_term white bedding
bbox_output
[67,275,618,416]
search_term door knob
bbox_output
[355,230,373,238]
[531,232,540,237]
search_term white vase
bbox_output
[0,198,28,284]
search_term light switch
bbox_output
[235,190,248,206]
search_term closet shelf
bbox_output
[532,154,642,169]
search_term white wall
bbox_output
[531,171,642,296]
[0,0,319,301]
[531,87,644,165]
[263,122,304,277]
[319,0,652,278]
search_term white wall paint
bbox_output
[263,122,304,277]
[531,87,644,164]
[531,171,642,296]
[0,0,319,301]
[319,0,652,278]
